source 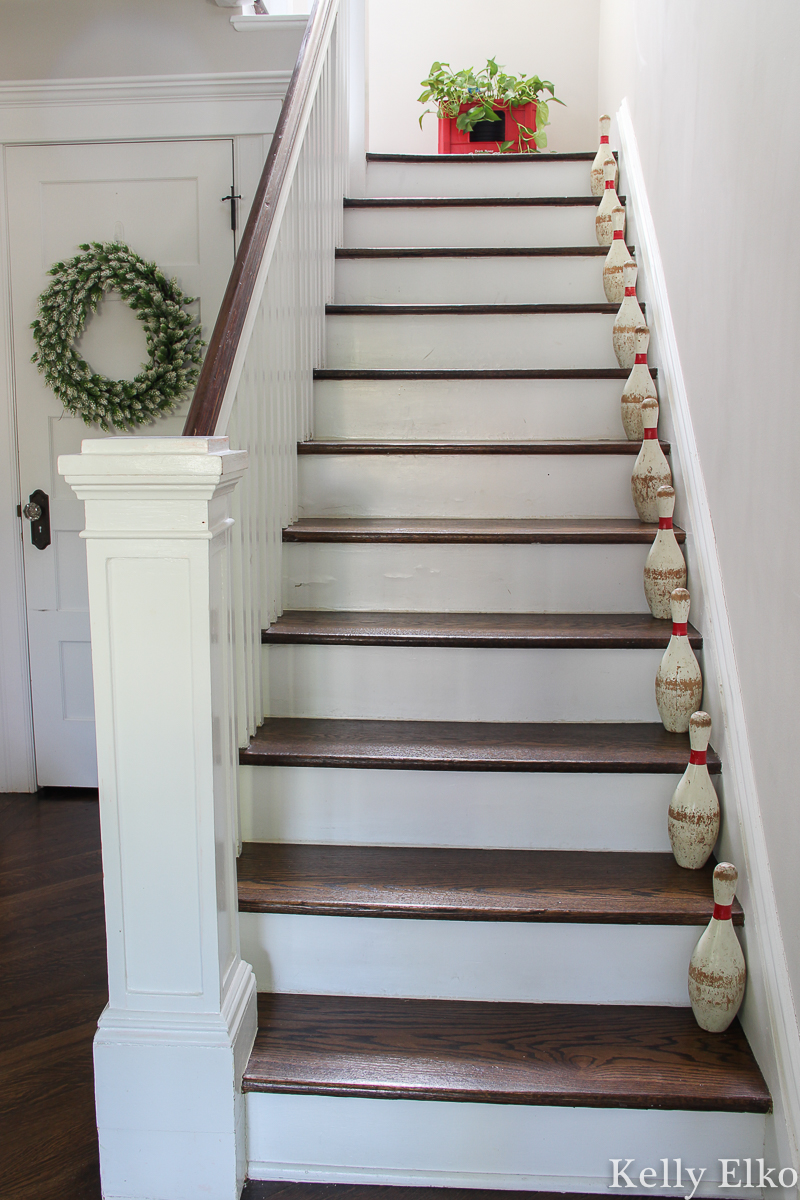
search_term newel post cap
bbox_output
[57,435,248,483]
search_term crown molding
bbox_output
[0,71,293,110]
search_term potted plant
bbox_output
[418,57,563,154]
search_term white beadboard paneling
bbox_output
[334,254,610,305]
[326,311,619,370]
[297,451,640,519]
[282,541,651,613]
[247,1092,765,1193]
[365,157,592,199]
[241,911,701,1005]
[313,376,630,441]
[262,643,665,722]
[239,764,677,851]
[343,204,600,248]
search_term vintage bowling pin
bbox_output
[688,862,746,1032]
[644,485,687,617]
[613,261,646,367]
[595,159,621,246]
[603,207,633,304]
[655,588,703,732]
[631,398,671,523]
[668,711,720,869]
[591,114,618,196]
[621,327,657,440]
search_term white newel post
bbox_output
[58,437,256,1200]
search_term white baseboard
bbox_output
[616,96,800,1175]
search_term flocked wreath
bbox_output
[31,241,204,431]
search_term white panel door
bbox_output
[8,140,237,786]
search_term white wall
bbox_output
[0,0,304,79]
[367,0,599,154]
[598,0,800,1150]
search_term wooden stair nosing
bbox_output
[366,150,611,164]
[239,719,721,775]
[261,611,700,649]
[237,844,740,926]
[335,245,633,258]
[297,439,668,456]
[313,367,658,380]
[242,1186,647,1200]
[344,196,624,208]
[326,302,639,316]
[243,993,770,1113]
[282,518,684,545]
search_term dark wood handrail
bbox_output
[183,0,338,437]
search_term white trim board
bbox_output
[616,97,800,1180]
[0,71,292,142]
[231,15,309,32]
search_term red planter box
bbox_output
[438,101,537,154]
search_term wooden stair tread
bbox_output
[283,518,684,544]
[242,1187,635,1200]
[326,303,631,316]
[297,440,668,455]
[336,246,631,258]
[238,844,740,925]
[315,367,658,379]
[239,719,720,774]
[262,611,699,648]
[344,196,623,208]
[243,993,770,1112]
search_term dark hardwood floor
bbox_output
[0,790,106,1200]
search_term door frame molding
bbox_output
[0,73,289,790]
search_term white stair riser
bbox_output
[262,645,666,721]
[314,377,629,441]
[247,1093,765,1194]
[365,159,593,199]
[298,454,639,520]
[326,312,618,370]
[283,542,652,613]
[344,206,599,249]
[241,912,702,1005]
[334,255,610,305]
[239,765,678,851]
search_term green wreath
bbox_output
[31,241,204,431]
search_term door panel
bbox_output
[8,139,236,786]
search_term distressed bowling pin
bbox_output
[613,261,646,368]
[644,485,687,618]
[688,862,746,1032]
[603,207,633,304]
[595,159,621,246]
[621,327,657,440]
[591,114,618,196]
[668,711,720,869]
[655,588,703,732]
[631,398,671,523]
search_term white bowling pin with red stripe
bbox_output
[668,711,720,869]
[644,485,686,618]
[613,261,646,367]
[591,115,618,196]
[655,588,703,732]
[631,398,672,523]
[688,862,746,1032]
[603,207,633,304]
[621,327,657,441]
[595,159,621,246]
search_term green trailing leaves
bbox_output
[418,58,564,152]
[30,241,205,431]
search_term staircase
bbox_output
[237,152,770,1191]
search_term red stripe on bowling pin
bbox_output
[713,903,733,921]
[625,285,636,295]
[659,516,673,530]
[635,352,647,363]
[601,135,610,144]
[689,749,707,765]
[643,428,658,440]
[672,621,688,637]
[613,229,624,240]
